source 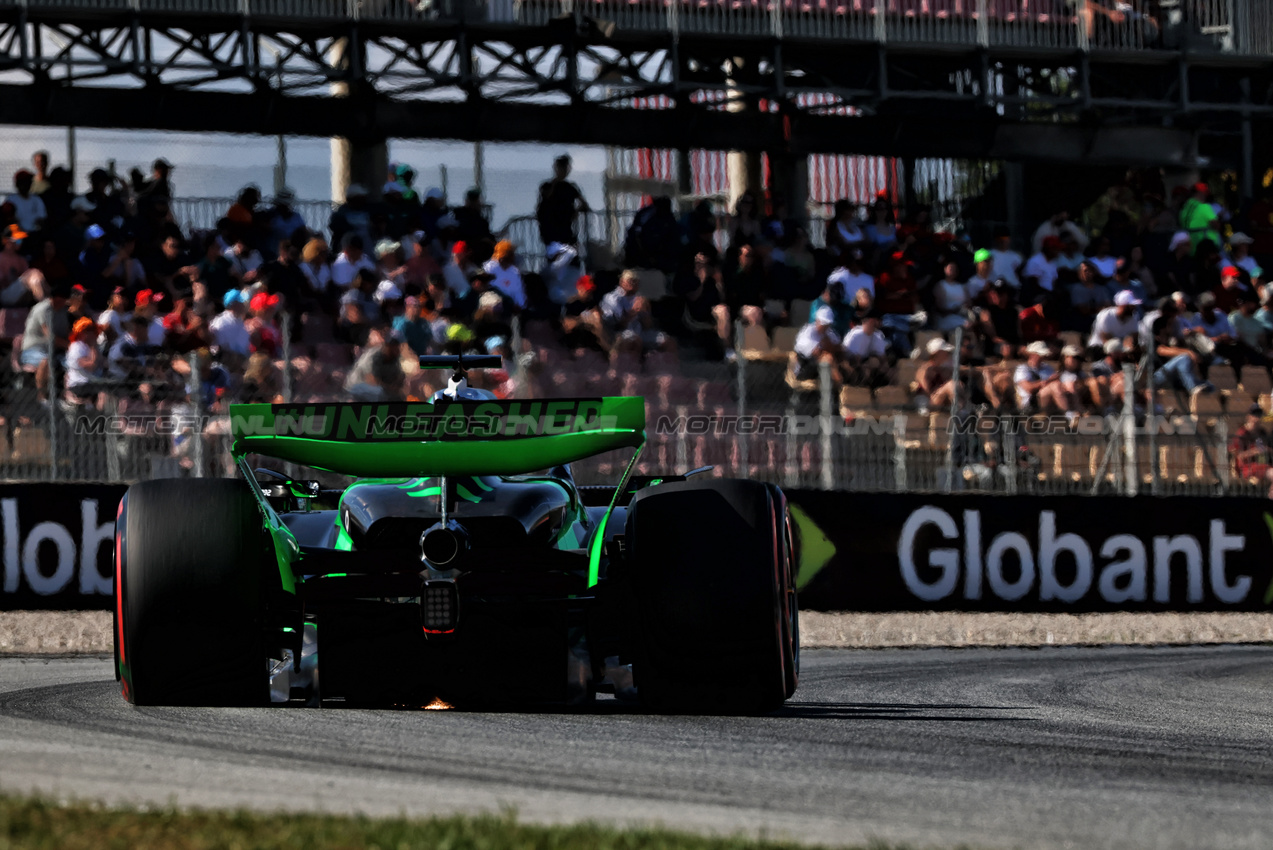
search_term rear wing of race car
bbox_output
[228,398,646,477]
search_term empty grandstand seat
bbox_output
[739,323,773,359]
[771,326,800,354]
[789,300,813,326]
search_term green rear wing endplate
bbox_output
[229,399,645,477]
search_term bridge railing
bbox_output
[10,0,1269,56]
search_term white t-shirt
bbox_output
[1087,306,1140,348]
[828,267,876,303]
[223,246,263,278]
[66,340,94,388]
[842,327,886,359]
[965,274,990,301]
[1014,361,1055,408]
[301,262,332,292]
[483,260,527,309]
[5,194,46,232]
[331,253,376,289]
[1090,255,1118,279]
[209,310,250,356]
[441,259,470,298]
[1023,252,1059,293]
[991,249,1024,288]
[794,323,839,358]
[934,280,968,313]
[98,308,129,339]
[148,316,166,347]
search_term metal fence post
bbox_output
[942,327,962,494]
[1122,363,1137,495]
[510,314,526,397]
[785,393,798,488]
[281,311,293,402]
[1216,415,1229,493]
[46,312,57,481]
[189,352,204,479]
[818,358,833,491]
[675,404,688,473]
[892,413,906,491]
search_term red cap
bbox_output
[1042,236,1064,250]
[70,284,86,294]
[451,240,468,255]
[1222,265,1240,278]
[1194,182,1210,194]
[134,289,154,307]
[249,292,280,313]
[891,250,907,263]
[576,274,596,292]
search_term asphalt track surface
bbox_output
[1,646,1271,849]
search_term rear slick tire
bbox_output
[624,478,797,714]
[115,478,269,706]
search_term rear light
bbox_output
[421,580,459,634]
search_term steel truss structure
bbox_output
[0,2,1269,167]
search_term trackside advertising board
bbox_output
[3,484,1272,613]
[788,491,1273,612]
[0,484,126,611]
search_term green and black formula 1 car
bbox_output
[113,355,799,712]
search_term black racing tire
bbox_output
[114,478,269,707]
[623,478,797,713]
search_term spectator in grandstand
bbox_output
[1231,404,1273,497]
[600,269,670,359]
[246,291,281,356]
[989,226,1023,290]
[827,248,875,306]
[792,305,841,382]
[151,233,195,294]
[931,261,971,333]
[673,252,725,357]
[29,151,50,195]
[374,239,406,289]
[875,251,918,316]
[133,157,174,202]
[1214,265,1253,314]
[824,200,865,258]
[330,183,373,252]
[85,168,128,235]
[454,188,494,258]
[437,240,472,300]
[543,241,584,306]
[223,234,263,285]
[727,191,763,250]
[1048,345,1099,423]
[1109,256,1152,308]
[31,236,70,291]
[966,248,994,302]
[1189,291,1237,382]
[132,289,167,346]
[535,155,589,248]
[1031,210,1089,255]
[191,235,234,304]
[1055,235,1086,275]
[160,290,209,353]
[1229,293,1272,386]
[1248,187,1273,276]
[1090,338,1131,411]
[1021,236,1061,306]
[624,195,682,275]
[336,287,371,347]
[1066,261,1114,333]
[106,313,158,381]
[809,279,854,339]
[416,188,449,246]
[559,274,604,355]
[863,197,896,251]
[1227,233,1263,283]
[1163,231,1196,295]
[1019,292,1061,348]
[344,328,405,401]
[720,242,769,359]
[1141,295,1214,411]
[1180,182,1222,254]
[262,188,306,257]
[20,284,70,399]
[209,289,250,369]
[7,170,46,233]
[484,240,527,310]
[97,286,130,345]
[54,195,95,266]
[1087,289,1142,357]
[63,316,102,405]
[0,226,34,306]
[840,313,892,390]
[1087,236,1119,280]
[1256,290,1273,337]
[239,351,281,403]
[393,295,432,358]
[915,337,956,415]
[332,234,376,291]
[299,238,332,301]
[1013,341,1059,414]
[974,279,1021,360]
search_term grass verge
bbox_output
[0,796,912,850]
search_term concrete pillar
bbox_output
[1003,161,1027,251]
[328,36,388,203]
[725,57,762,210]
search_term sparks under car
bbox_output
[112,355,799,712]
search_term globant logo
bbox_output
[898,507,1251,605]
